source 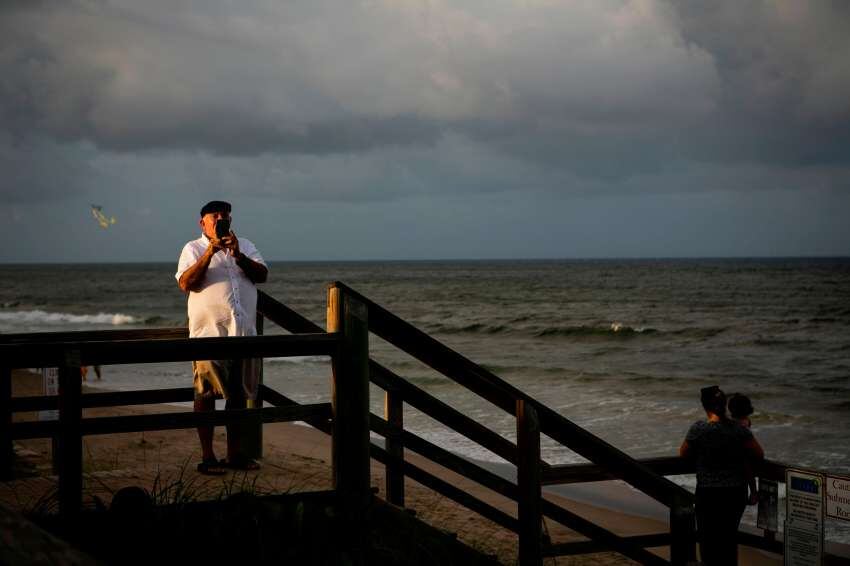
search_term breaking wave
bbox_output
[0,309,137,326]
[536,323,658,338]
[266,355,330,364]
[428,322,509,335]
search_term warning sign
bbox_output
[785,469,824,566]
[786,469,824,531]
[826,474,850,522]
[784,523,822,566]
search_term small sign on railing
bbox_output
[785,468,824,566]
[40,367,58,421]
[826,474,850,522]
[757,478,778,531]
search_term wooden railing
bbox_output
[257,285,848,565]
[0,296,373,522]
[325,282,691,565]
[3,285,845,565]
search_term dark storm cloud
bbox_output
[0,3,441,156]
[2,0,849,205]
[667,0,850,166]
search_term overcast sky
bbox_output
[2,0,849,262]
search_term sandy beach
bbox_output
[4,369,783,565]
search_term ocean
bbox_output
[2,259,849,541]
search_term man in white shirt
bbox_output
[175,200,268,475]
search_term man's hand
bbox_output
[207,236,225,255]
[220,231,241,257]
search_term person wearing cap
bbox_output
[728,393,760,506]
[679,386,764,566]
[176,200,268,475]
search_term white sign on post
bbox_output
[826,474,850,522]
[39,367,59,421]
[785,523,823,566]
[785,468,824,566]
[757,478,779,531]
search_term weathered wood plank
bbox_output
[369,442,520,533]
[258,290,325,333]
[517,400,542,566]
[669,495,697,566]
[11,404,330,437]
[0,367,11,480]
[370,415,519,501]
[79,404,331,435]
[11,388,196,412]
[9,420,60,440]
[370,361,521,466]
[543,456,694,486]
[384,389,405,506]
[241,313,264,460]
[58,360,82,518]
[328,286,371,498]
[0,328,187,344]
[1,333,338,368]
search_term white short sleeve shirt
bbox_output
[175,234,267,339]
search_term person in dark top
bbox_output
[679,385,764,566]
[728,392,760,505]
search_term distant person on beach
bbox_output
[728,392,760,506]
[176,200,268,475]
[80,365,102,381]
[679,385,764,566]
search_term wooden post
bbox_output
[517,399,542,566]
[1,366,11,480]
[328,284,371,499]
[384,388,404,506]
[58,351,83,520]
[669,495,696,566]
[241,313,264,459]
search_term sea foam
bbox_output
[0,309,137,326]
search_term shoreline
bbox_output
[5,369,785,565]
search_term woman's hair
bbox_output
[700,385,727,415]
[728,393,754,419]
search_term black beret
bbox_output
[200,200,231,217]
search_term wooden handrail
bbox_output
[206,289,850,563]
[0,333,337,368]
[0,328,187,344]
[544,456,818,486]
[11,388,196,412]
[11,404,331,439]
[369,360,522,466]
[258,290,325,333]
[257,290,524,467]
[329,282,690,508]
[369,440,521,533]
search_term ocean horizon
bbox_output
[2,254,849,266]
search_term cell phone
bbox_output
[215,218,231,239]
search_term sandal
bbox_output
[225,457,260,471]
[197,458,227,476]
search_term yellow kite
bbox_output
[90,205,117,229]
